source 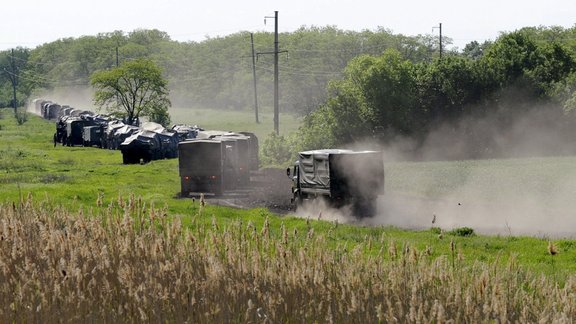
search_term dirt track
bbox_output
[199,169,576,238]
[204,168,295,214]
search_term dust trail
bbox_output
[365,104,576,238]
[301,104,576,238]
[292,199,358,225]
[369,189,576,238]
[27,86,97,114]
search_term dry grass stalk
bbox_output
[0,195,574,322]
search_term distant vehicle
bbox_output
[64,117,95,146]
[171,124,202,141]
[82,125,104,148]
[120,130,162,164]
[287,149,384,217]
[196,130,260,186]
[178,139,239,196]
[42,102,61,120]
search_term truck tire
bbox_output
[292,193,303,211]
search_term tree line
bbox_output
[285,26,576,160]
[0,27,441,113]
[3,25,576,160]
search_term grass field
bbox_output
[1,107,576,321]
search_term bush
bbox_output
[449,227,475,237]
[430,226,442,234]
[261,132,294,166]
[15,108,28,125]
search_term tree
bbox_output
[91,58,171,126]
[0,48,30,110]
[349,49,420,138]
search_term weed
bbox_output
[430,226,442,234]
[449,227,475,237]
[39,174,70,184]
[15,108,28,125]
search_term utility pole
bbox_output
[250,33,259,123]
[433,23,443,59]
[261,11,281,134]
[10,49,18,113]
[273,11,279,135]
[116,46,119,67]
[259,11,286,134]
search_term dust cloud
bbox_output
[293,199,356,225]
[296,104,576,238]
[27,86,97,114]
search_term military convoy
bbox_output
[33,98,193,164]
[33,98,384,218]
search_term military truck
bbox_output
[64,117,95,146]
[82,125,104,147]
[178,139,239,196]
[119,130,161,164]
[287,149,384,217]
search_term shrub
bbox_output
[430,226,442,234]
[261,132,294,166]
[15,108,28,125]
[449,226,475,237]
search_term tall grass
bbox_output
[1,195,574,322]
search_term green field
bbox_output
[2,108,576,320]
[1,108,576,276]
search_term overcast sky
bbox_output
[2,0,575,51]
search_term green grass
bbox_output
[1,107,576,281]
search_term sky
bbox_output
[2,0,575,51]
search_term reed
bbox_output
[0,195,574,322]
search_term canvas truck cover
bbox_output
[196,130,237,140]
[120,130,159,148]
[140,121,166,133]
[297,149,384,198]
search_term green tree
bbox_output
[350,49,420,138]
[91,58,171,126]
[417,55,481,123]
[295,49,420,149]
[0,48,31,109]
[462,40,491,60]
[260,132,294,165]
